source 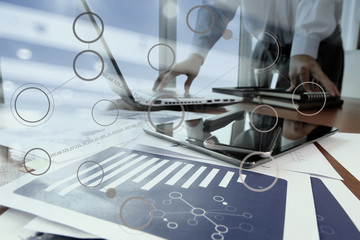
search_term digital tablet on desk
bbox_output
[144,110,338,168]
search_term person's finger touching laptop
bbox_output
[153,0,344,98]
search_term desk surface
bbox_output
[0,97,359,215]
[225,97,360,133]
[223,97,360,199]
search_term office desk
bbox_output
[226,97,360,133]
[0,97,359,217]
[223,97,360,199]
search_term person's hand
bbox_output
[288,54,340,96]
[152,53,203,92]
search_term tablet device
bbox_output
[203,125,282,155]
[143,110,338,168]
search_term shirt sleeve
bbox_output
[291,0,342,58]
[190,0,240,61]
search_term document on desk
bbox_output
[0,208,36,239]
[0,208,100,239]
[0,144,318,240]
[318,132,360,181]
[261,143,341,180]
[25,215,99,239]
[0,108,205,163]
[310,177,360,239]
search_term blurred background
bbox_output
[0,0,359,110]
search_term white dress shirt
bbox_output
[191,0,342,60]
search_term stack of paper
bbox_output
[0,106,359,239]
[0,139,359,239]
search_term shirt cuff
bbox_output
[190,36,213,61]
[290,34,321,59]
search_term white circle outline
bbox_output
[91,99,119,126]
[187,219,198,226]
[215,225,229,234]
[240,30,281,71]
[72,12,104,43]
[73,49,104,81]
[186,5,215,34]
[225,205,236,212]
[167,222,178,230]
[10,83,55,127]
[147,43,176,71]
[239,222,254,232]
[23,148,51,176]
[147,95,186,134]
[76,161,104,188]
[291,81,327,116]
[239,152,279,192]
[213,196,224,202]
[319,225,335,235]
[119,196,154,230]
[211,232,224,240]
[169,192,182,199]
[191,208,206,216]
[250,104,279,133]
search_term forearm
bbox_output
[291,0,342,58]
[191,0,239,60]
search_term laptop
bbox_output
[81,0,243,110]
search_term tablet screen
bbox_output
[145,111,337,168]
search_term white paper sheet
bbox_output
[0,106,209,164]
[319,177,360,231]
[318,132,360,181]
[249,168,319,240]
[0,208,99,239]
[0,208,36,240]
[260,143,342,180]
[0,144,318,240]
[25,216,98,239]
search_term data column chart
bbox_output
[14,145,287,240]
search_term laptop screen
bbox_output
[77,0,135,103]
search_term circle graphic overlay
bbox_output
[23,148,51,176]
[169,191,182,199]
[186,5,215,34]
[225,205,236,212]
[291,81,327,116]
[215,225,228,234]
[213,196,224,202]
[187,219,198,225]
[250,104,279,133]
[239,30,280,71]
[239,152,279,192]
[147,95,186,134]
[239,222,254,232]
[147,43,176,71]
[106,188,117,198]
[319,225,335,235]
[73,50,104,81]
[211,232,224,240]
[119,196,154,230]
[167,222,178,229]
[242,212,253,219]
[191,208,206,216]
[10,83,55,127]
[91,99,119,126]
[73,12,104,43]
[222,29,233,40]
[76,161,104,188]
